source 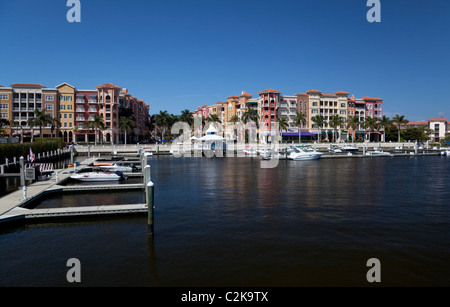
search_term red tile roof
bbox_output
[429,117,447,121]
[362,96,383,101]
[96,83,122,89]
[306,89,322,94]
[239,91,252,97]
[334,91,350,95]
[295,92,307,96]
[10,83,45,88]
[258,89,281,94]
[408,122,428,125]
[322,94,338,97]
[227,95,239,99]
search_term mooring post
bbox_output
[144,165,151,187]
[70,145,74,165]
[147,180,155,236]
[55,171,59,182]
[5,158,8,166]
[363,143,366,156]
[20,156,25,187]
[88,145,90,157]
[22,185,27,200]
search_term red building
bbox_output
[258,89,281,132]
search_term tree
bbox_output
[206,114,221,124]
[241,107,259,128]
[330,115,344,143]
[346,116,359,143]
[87,115,106,146]
[295,112,307,143]
[378,115,391,142]
[155,110,171,141]
[28,109,55,140]
[277,117,289,142]
[392,114,409,142]
[228,115,240,124]
[364,116,378,142]
[119,116,135,145]
[180,109,194,127]
[311,115,325,143]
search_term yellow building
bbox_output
[224,95,239,123]
[0,86,13,136]
[56,83,76,143]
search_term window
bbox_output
[45,95,54,101]
[312,102,318,107]
[45,104,53,110]
[60,104,65,110]
[1,113,8,119]
[69,123,72,128]
[67,104,72,110]
[341,103,345,108]
[311,109,318,114]
[69,114,72,118]
[0,103,8,109]
[64,114,67,119]
[64,122,67,128]
[0,94,9,100]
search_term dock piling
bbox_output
[20,156,25,187]
[147,180,155,236]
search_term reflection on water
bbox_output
[0,155,449,286]
[24,190,145,209]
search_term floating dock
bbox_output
[0,156,148,225]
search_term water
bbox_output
[0,155,449,287]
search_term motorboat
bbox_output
[328,145,343,153]
[243,148,258,157]
[340,144,359,152]
[440,149,450,156]
[70,171,128,182]
[95,162,136,172]
[288,146,323,160]
[260,151,288,160]
[365,147,392,156]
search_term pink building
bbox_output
[96,83,121,144]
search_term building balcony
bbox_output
[76,108,85,112]
[89,108,97,112]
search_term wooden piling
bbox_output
[147,181,155,236]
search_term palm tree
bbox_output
[206,114,221,124]
[378,115,391,142]
[119,116,135,145]
[330,115,344,143]
[180,109,194,127]
[364,116,377,142]
[28,109,54,139]
[228,115,240,124]
[392,114,409,142]
[155,110,171,141]
[346,116,359,143]
[277,117,289,142]
[311,115,325,143]
[87,115,106,146]
[295,112,307,143]
[241,107,259,128]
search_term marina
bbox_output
[0,153,448,287]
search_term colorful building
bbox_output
[56,83,76,143]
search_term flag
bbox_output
[30,148,35,163]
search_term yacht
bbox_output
[94,162,136,172]
[288,146,324,160]
[365,147,392,156]
[70,171,128,182]
[340,144,359,152]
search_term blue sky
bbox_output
[0,0,449,122]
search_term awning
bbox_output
[282,132,317,137]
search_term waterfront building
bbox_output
[96,83,121,144]
[408,117,449,142]
[258,89,281,141]
[0,86,13,136]
[119,88,150,143]
[56,83,76,143]
[74,89,98,143]
[9,83,55,141]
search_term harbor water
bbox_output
[0,155,449,286]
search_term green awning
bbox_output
[356,131,366,135]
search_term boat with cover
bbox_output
[70,171,128,182]
[365,147,392,156]
[94,162,136,172]
[340,144,359,152]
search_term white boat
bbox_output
[365,147,391,156]
[96,163,135,172]
[288,146,323,160]
[243,148,258,157]
[340,144,359,152]
[70,171,127,182]
[260,151,288,160]
[328,145,343,153]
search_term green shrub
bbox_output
[0,139,63,162]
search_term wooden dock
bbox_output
[0,156,148,225]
